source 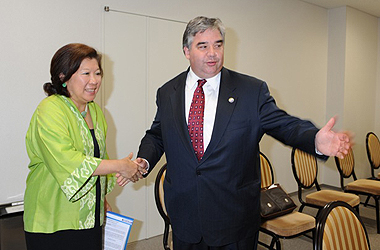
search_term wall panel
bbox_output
[103,9,187,241]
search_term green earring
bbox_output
[62,83,67,88]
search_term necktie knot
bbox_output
[197,79,206,88]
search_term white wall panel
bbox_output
[103,11,148,241]
[103,10,187,241]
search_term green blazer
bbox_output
[24,94,115,233]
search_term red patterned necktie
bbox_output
[188,79,206,161]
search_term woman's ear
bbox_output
[59,73,65,82]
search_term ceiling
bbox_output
[301,0,380,17]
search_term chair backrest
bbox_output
[334,148,357,190]
[334,147,355,178]
[154,164,171,250]
[314,201,371,250]
[260,152,274,189]
[155,164,168,219]
[366,132,380,175]
[291,148,318,189]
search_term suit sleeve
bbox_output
[258,82,321,156]
[137,88,165,173]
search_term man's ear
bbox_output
[184,47,190,60]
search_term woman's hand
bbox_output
[118,153,144,183]
[94,153,146,186]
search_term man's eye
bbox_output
[96,72,102,76]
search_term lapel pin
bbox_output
[228,97,235,103]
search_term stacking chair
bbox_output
[335,148,380,233]
[314,201,371,250]
[154,163,171,250]
[259,152,315,250]
[366,132,380,180]
[291,148,360,213]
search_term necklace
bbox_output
[81,103,88,118]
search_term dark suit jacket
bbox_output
[138,67,319,246]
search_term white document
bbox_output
[104,211,134,250]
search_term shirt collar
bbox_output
[186,68,221,91]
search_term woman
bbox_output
[24,43,142,250]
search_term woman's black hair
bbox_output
[43,43,103,97]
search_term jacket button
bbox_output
[196,170,201,176]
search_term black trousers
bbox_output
[25,226,102,250]
[173,231,259,250]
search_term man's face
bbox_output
[184,28,224,79]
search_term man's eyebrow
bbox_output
[196,41,208,46]
[196,40,223,46]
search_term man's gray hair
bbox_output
[182,16,225,52]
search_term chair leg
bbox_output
[364,196,371,207]
[269,237,276,250]
[299,204,305,213]
[269,235,281,250]
[375,197,380,234]
[163,223,170,250]
[275,237,281,250]
[259,228,281,250]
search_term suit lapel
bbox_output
[201,68,237,162]
[170,71,197,161]
[170,68,238,164]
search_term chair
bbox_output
[259,152,316,250]
[154,163,171,250]
[291,148,360,213]
[366,132,380,180]
[334,148,380,233]
[314,201,371,250]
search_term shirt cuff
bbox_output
[315,148,323,155]
[142,158,150,173]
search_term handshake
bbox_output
[115,152,148,187]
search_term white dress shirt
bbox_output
[185,69,221,151]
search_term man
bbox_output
[136,16,351,249]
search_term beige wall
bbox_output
[1,0,379,242]
[102,1,329,241]
[377,19,380,133]
[324,6,379,186]
[345,7,378,177]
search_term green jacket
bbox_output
[24,94,115,233]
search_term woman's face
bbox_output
[66,58,102,108]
